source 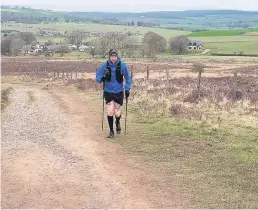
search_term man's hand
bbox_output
[104,70,111,82]
[125,90,130,99]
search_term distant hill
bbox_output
[69,10,258,19]
[1,6,258,30]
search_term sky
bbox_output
[2,0,258,12]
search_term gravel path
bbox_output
[1,84,185,208]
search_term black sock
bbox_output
[116,115,121,127]
[107,115,114,132]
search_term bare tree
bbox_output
[1,36,12,55]
[88,39,99,58]
[142,32,166,60]
[122,36,137,58]
[45,39,54,46]
[2,32,36,55]
[55,44,71,57]
[106,32,126,50]
[170,35,190,55]
[68,31,84,49]
[10,38,25,56]
[140,43,149,58]
[97,37,111,58]
[15,32,37,45]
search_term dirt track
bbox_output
[1,84,186,208]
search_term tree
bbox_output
[106,32,126,50]
[55,44,71,57]
[1,36,12,55]
[68,31,84,49]
[140,43,149,58]
[121,36,137,58]
[1,32,36,55]
[169,35,190,55]
[88,39,99,58]
[142,32,166,60]
[10,38,25,56]
[44,39,54,46]
[137,21,143,26]
[15,32,36,45]
[97,37,111,58]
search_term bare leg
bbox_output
[114,102,122,133]
[114,102,122,117]
[107,101,115,136]
[107,101,115,116]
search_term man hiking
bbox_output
[96,49,132,138]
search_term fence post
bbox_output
[197,70,202,92]
[131,65,133,81]
[166,68,169,86]
[147,66,149,80]
[233,71,238,99]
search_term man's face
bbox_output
[110,55,117,63]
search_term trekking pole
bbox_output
[125,97,128,134]
[102,82,105,130]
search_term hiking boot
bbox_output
[116,122,121,134]
[108,130,115,138]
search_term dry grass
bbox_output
[83,86,258,208]
[1,87,13,111]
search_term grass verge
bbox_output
[87,90,258,208]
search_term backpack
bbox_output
[106,60,123,83]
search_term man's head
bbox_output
[109,49,118,63]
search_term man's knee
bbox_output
[114,104,122,117]
[107,101,115,116]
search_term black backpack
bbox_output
[106,61,123,83]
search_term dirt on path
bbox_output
[1,83,187,208]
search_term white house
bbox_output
[188,40,204,50]
[78,45,89,52]
[70,45,77,50]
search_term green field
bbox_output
[205,41,258,54]
[1,22,189,40]
[188,29,258,37]
[187,35,258,54]
[36,36,68,44]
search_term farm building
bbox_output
[188,40,204,50]
[78,45,89,52]
[70,45,78,50]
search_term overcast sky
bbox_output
[2,0,258,12]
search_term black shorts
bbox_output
[104,91,124,106]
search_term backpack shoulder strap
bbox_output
[106,60,110,67]
[117,61,122,73]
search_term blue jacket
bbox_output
[96,57,131,93]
